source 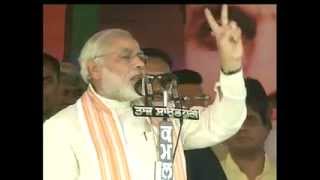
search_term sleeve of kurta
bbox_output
[43,119,79,180]
[182,70,247,150]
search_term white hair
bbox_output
[78,29,133,83]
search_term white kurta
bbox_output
[43,71,247,180]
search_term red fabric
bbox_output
[43,5,66,61]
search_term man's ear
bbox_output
[87,60,101,81]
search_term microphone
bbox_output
[162,90,169,121]
[133,73,198,180]
[134,78,143,96]
[163,90,168,107]
[134,75,155,106]
[132,73,200,120]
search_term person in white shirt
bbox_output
[43,4,247,180]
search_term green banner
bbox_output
[65,5,101,66]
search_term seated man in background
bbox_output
[173,69,227,180]
[43,52,60,122]
[213,77,276,180]
[56,62,87,111]
[265,91,277,165]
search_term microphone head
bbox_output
[134,73,181,106]
[160,73,177,90]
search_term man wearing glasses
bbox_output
[44,5,247,180]
[172,69,210,108]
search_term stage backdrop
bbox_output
[43,5,67,61]
[43,4,276,100]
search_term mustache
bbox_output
[131,73,144,82]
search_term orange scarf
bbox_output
[80,88,187,180]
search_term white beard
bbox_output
[100,68,141,102]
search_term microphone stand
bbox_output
[138,75,188,180]
[158,90,174,180]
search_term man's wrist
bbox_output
[221,67,242,75]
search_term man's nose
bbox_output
[132,55,145,70]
